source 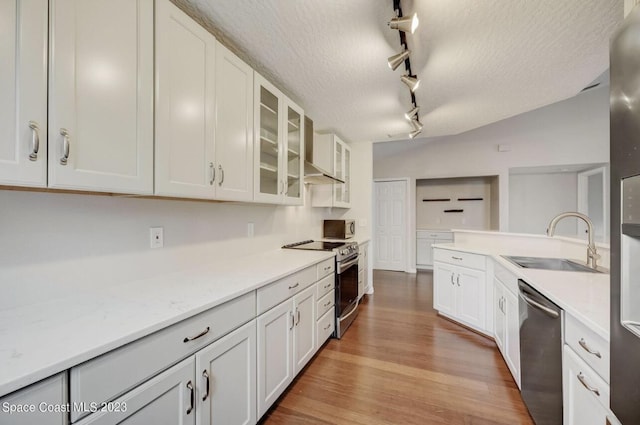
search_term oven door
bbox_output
[336,256,359,316]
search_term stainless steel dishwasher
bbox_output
[518,280,563,425]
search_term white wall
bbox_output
[0,142,372,302]
[509,172,579,236]
[373,85,609,271]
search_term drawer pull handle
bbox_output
[324,283,331,289]
[323,301,331,307]
[59,128,70,165]
[288,282,300,290]
[324,266,332,271]
[578,338,602,358]
[186,381,194,414]
[324,323,331,331]
[183,326,210,343]
[452,256,463,260]
[202,370,210,401]
[577,372,600,396]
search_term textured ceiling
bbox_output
[174,0,622,143]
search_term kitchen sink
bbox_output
[502,256,605,273]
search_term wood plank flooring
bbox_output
[260,270,534,425]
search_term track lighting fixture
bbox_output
[388,49,411,71]
[409,129,422,139]
[404,106,419,120]
[410,119,423,132]
[389,13,419,34]
[401,75,420,92]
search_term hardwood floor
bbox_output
[260,270,534,425]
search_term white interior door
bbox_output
[374,180,407,271]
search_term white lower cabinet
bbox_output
[563,345,609,425]
[257,284,316,418]
[493,278,520,387]
[76,357,195,425]
[433,261,486,331]
[195,321,256,425]
[0,373,68,425]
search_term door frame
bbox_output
[373,178,410,273]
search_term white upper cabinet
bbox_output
[254,72,304,205]
[48,0,154,194]
[214,42,254,202]
[310,134,351,208]
[155,0,216,199]
[0,0,48,187]
[283,100,304,205]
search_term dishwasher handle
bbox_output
[519,288,560,319]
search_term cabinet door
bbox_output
[154,0,216,199]
[433,262,456,317]
[504,287,521,387]
[48,0,153,194]
[563,346,609,425]
[254,73,283,204]
[416,238,434,266]
[256,299,293,417]
[493,280,505,353]
[76,357,195,425]
[195,321,256,425]
[293,285,316,374]
[283,100,304,205]
[333,138,344,205]
[0,373,67,425]
[0,0,48,187]
[341,145,351,207]
[215,42,254,202]
[456,265,486,330]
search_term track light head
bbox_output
[387,49,411,71]
[401,75,420,92]
[410,119,423,131]
[389,13,419,34]
[409,129,422,139]
[404,106,420,120]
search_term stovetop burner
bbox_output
[282,240,345,251]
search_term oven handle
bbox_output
[338,256,359,274]
[339,299,359,322]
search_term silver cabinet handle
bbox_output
[202,370,210,401]
[451,256,463,261]
[288,282,299,290]
[456,274,460,286]
[186,381,194,414]
[577,372,600,396]
[296,309,301,326]
[450,273,455,285]
[323,323,331,331]
[323,266,332,271]
[290,311,295,330]
[323,300,331,308]
[578,338,602,358]
[28,121,40,161]
[218,165,224,186]
[209,162,215,185]
[323,283,331,289]
[183,326,210,343]
[59,128,70,165]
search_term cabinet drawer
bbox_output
[317,290,335,319]
[317,258,335,280]
[565,313,610,383]
[564,344,610,414]
[494,259,518,295]
[0,373,67,425]
[417,230,453,240]
[317,307,335,346]
[316,274,335,299]
[70,291,255,422]
[433,248,486,270]
[257,265,316,315]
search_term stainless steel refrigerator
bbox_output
[611,6,640,424]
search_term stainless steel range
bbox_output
[282,240,359,338]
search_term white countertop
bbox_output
[319,236,371,245]
[433,243,610,341]
[0,249,334,398]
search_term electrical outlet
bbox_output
[247,222,255,238]
[150,227,164,248]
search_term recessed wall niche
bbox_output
[416,176,499,231]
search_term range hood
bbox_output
[304,116,345,185]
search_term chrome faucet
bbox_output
[546,212,600,270]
